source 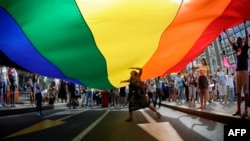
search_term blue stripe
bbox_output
[0,8,82,84]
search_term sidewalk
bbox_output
[0,94,250,124]
[161,100,250,124]
[0,94,67,116]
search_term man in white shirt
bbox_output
[0,66,9,107]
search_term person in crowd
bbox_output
[176,72,185,104]
[8,67,18,107]
[27,73,35,106]
[216,67,228,104]
[58,80,68,103]
[119,86,127,108]
[154,76,163,108]
[161,77,169,101]
[208,74,215,103]
[0,65,9,107]
[168,79,175,102]
[92,89,98,106]
[114,88,120,107]
[32,74,43,116]
[79,85,87,107]
[121,67,161,122]
[68,82,76,109]
[183,73,189,102]
[54,78,60,102]
[192,58,210,110]
[86,87,93,107]
[145,79,155,106]
[47,81,57,105]
[224,20,249,117]
[125,86,129,106]
[187,69,198,106]
[93,89,102,106]
[109,88,116,107]
[227,72,235,102]
[213,79,219,102]
[96,90,102,106]
[173,77,179,102]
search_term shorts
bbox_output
[218,84,227,96]
[198,76,208,89]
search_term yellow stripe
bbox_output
[76,0,181,87]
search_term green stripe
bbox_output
[1,0,113,88]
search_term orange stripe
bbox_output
[142,0,231,80]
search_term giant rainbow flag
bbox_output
[1,0,250,89]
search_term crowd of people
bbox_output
[0,65,247,118]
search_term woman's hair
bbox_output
[131,70,138,76]
[32,74,38,82]
[201,58,207,65]
[31,74,36,82]
[130,70,140,81]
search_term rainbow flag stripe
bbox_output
[1,0,250,89]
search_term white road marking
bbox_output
[44,109,86,118]
[72,110,110,141]
[138,109,183,141]
[139,109,157,123]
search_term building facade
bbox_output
[187,21,250,75]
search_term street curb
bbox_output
[162,103,250,125]
[0,105,54,116]
[0,103,67,117]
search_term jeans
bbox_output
[228,87,235,101]
[36,92,42,113]
[0,80,7,106]
[9,83,16,106]
[178,87,185,101]
[154,88,163,107]
[81,93,87,106]
[147,91,155,106]
[86,91,93,107]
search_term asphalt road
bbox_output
[0,106,225,141]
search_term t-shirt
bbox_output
[8,68,18,86]
[176,76,184,88]
[33,81,42,94]
[227,76,235,88]
[199,65,210,76]
[233,44,248,71]
[8,69,16,80]
[155,78,162,89]
[0,66,8,81]
[217,71,227,85]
